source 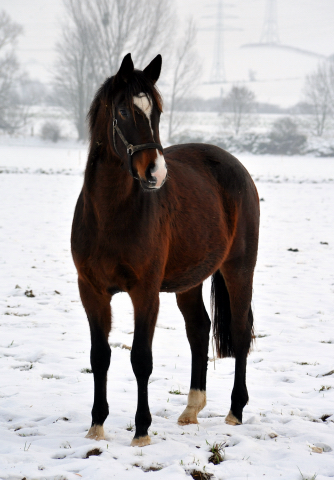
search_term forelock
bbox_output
[88,70,163,134]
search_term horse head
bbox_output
[108,53,167,190]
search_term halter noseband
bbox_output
[112,102,163,180]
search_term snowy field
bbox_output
[0,141,333,480]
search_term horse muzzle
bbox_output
[141,153,167,190]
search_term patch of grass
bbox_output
[319,385,332,392]
[169,388,182,395]
[41,374,61,380]
[296,361,319,366]
[24,290,35,298]
[320,414,332,422]
[207,441,225,465]
[126,421,134,432]
[190,470,213,480]
[60,441,72,449]
[80,368,92,374]
[134,463,163,472]
[322,370,334,377]
[15,364,33,371]
[298,467,317,480]
[85,448,102,459]
[54,417,69,423]
[4,312,30,316]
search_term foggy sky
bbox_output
[1,0,334,106]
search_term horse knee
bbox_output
[131,344,152,380]
[90,339,111,374]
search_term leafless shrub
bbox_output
[41,121,61,142]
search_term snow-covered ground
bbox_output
[0,141,333,480]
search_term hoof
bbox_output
[131,435,151,447]
[178,389,206,425]
[225,410,242,426]
[86,425,105,440]
[178,407,199,425]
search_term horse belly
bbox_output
[161,232,227,293]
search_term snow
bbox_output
[0,140,333,479]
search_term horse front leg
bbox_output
[78,279,111,440]
[129,288,159,447]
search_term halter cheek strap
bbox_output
[112,102,164,180]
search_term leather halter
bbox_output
[112,102,163,180]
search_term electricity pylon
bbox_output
[211,0,226,83]
[260,0,280,44]
[202,0,241,83]
[241,0,326,59]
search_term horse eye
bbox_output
[119,108,128,117]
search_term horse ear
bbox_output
[117,53,134,83]
[143,55,162,84]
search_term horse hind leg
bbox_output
[225,303,253,426]
[78,279,111,440]
[212,265,254,425]
[176,284,211,425]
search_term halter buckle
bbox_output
[127,145,134,155]
[113,119,117,127]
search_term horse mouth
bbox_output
[140,175,166,191]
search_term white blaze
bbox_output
[133,93,154,134]
[133,92,167,189]
[150,151,167,188]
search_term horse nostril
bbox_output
[145,164,157,186]
[147,175,157,186]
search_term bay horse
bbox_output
[71,53,260,447]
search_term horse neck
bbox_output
[83,141,135,213]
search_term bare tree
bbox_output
[54,0,174,140]
[168,18,201,141]
[55,27,94,140]
[0,10,24,132]
[328,58,334,108]
[304,60,333,137]
[223,85,256,135]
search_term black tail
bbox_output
[211,270,234,358]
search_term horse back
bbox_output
[165,143,258,199]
